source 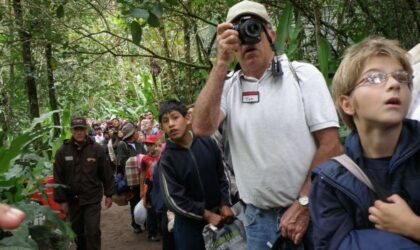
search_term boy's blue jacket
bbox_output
[310,119,420,250]
[159,135,230,220]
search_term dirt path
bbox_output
[100,203,162,250]
[69,201,162,250]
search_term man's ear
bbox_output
[338,95,355,115]
[270,30,276,42]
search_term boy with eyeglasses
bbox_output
[309,37,420,249]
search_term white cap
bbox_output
[226,0,272,25]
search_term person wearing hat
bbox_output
[116,122,146,233]
[192,1,342,249]
[53,116,115,250]
[139,134,162,242]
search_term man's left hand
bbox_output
[104,196,113,208]
[279,201,309,245]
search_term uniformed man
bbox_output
[53,116,115,250]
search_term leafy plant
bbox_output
[0,111,74,249]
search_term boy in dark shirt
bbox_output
[158,100,233,250]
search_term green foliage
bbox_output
[275,2,294,55]
[274,3,304,61]
[56,5,64,18]
[0,201,74,249]
[130,21,142,45]
[0,111,73,249]
[317,37,331,84]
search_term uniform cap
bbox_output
[70,116,88,129]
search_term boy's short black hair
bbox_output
[158,100,188,123]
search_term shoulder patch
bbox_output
[65,156,74,161]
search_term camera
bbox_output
[233,16,264,45]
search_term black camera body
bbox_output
[232,16,264,45]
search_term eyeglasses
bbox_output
[355,70,413,89]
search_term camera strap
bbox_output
[262,27,283,77]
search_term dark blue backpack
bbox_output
[114,173,128,194]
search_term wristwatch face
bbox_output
[298,196,309,206]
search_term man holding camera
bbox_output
[193,1,342,249]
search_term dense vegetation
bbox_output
[0,0,418,248]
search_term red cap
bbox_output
[144,134,161,144]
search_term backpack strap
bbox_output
[288,61,300,85]
[333,154,376,192]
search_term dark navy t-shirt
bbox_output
[363,156,391,192]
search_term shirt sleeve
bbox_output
[293,62,339,132]
[211,139,231,206]
[53,146,68,203]
[220,75,236,117]
[159,157,205,221]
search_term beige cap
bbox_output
[226,0,272,24]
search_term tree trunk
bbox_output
[45,43,61,137]
[183,17,192,103]
[0,67,9,133]
[12,0,40,121]
[158,25,175,95]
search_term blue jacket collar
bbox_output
[344,119,420,172]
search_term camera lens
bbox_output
[244,20,262,37]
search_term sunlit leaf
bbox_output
[28,110,60,131]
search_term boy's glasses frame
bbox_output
[348,70,413,95]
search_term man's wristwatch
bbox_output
[297,196,309,206]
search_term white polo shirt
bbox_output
[221,55,339,209]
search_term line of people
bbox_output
[43,1,420,250]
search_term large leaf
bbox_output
[0,223,38,249]
[317,37,330,82]
[28,110,61,131]
[130,21,142,45]
[275,2,293,54]
[0,133,31,174]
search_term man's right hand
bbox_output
[216,23,241,68]
[59,202,68,215]
[203,209,223,227]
